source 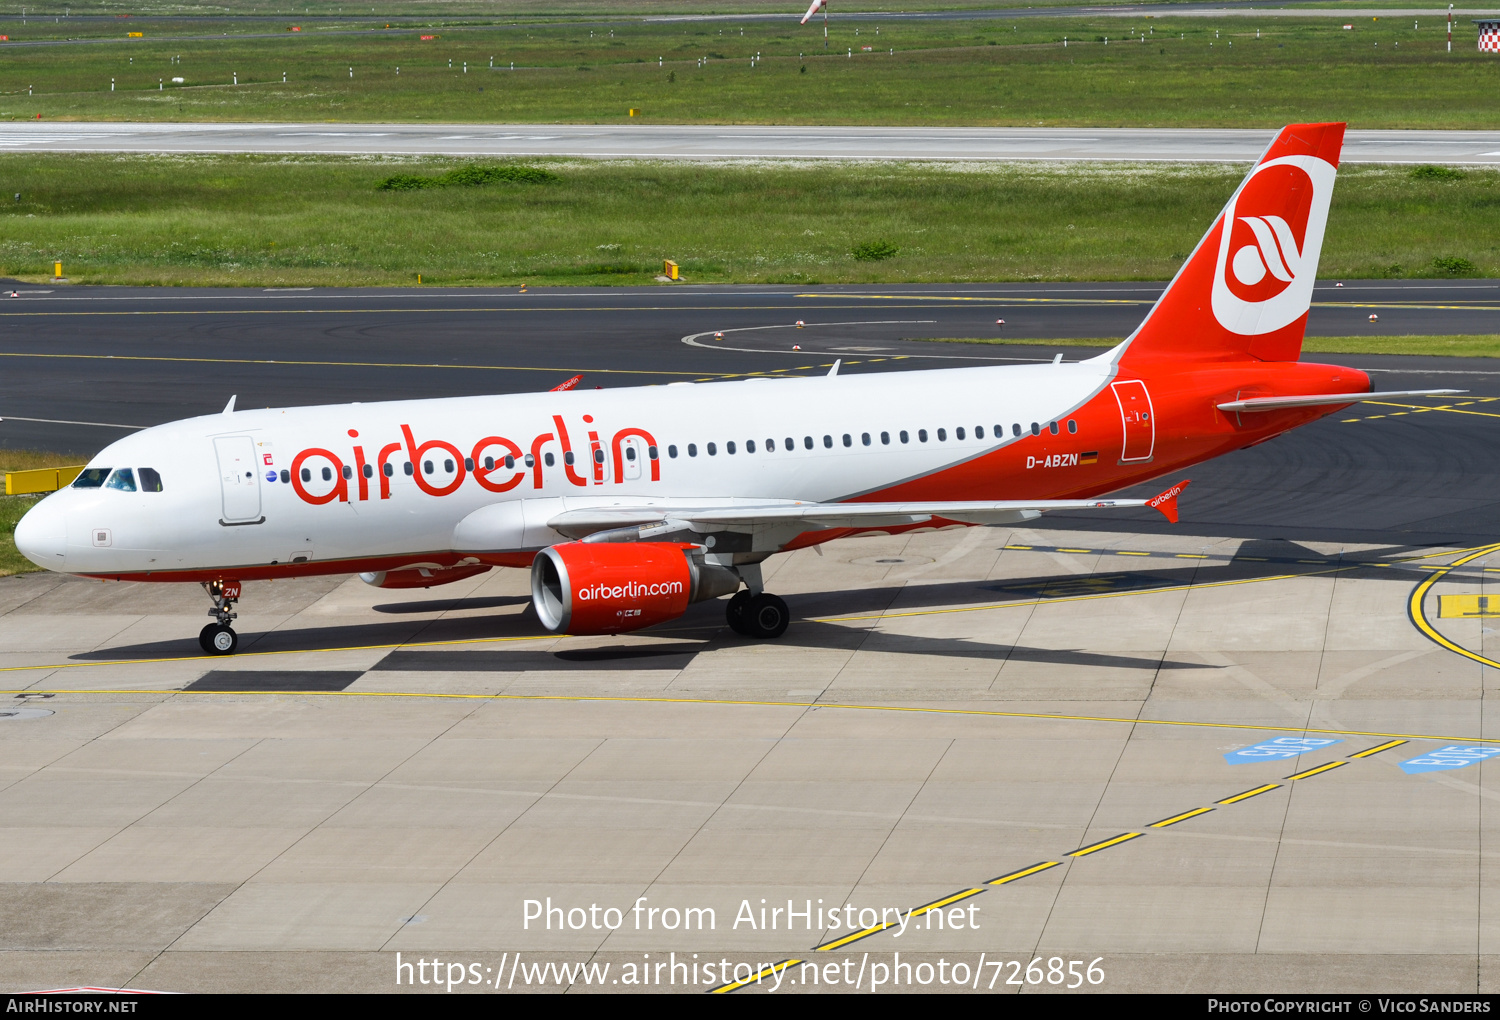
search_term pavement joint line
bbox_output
[1284,760,1347,781]
[5,693,1496,746]
[1068,832,1143,857]
[707,958,801,995]
[986,861,1061,885]
[1217,783,1283,805]
[1149,807,1215,828]
[812,888,986,952]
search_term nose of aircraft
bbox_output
[13,500,66,569]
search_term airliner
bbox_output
[13,123,1452,655]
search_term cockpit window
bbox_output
[105,468,137,492]
[72,467,111,488]
[137,467,163,492]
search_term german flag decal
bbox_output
[1079,452,1098,465]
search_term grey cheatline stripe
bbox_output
[0,415,141,429]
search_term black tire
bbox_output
[198,623,219,654]
[725,590,753,635]
[205,624,238,656]
[746,593,790,639]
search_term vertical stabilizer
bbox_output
[1117,123,1345,368]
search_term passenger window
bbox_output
[726,441,736,455]
[1012,424,1021,437]
[625,447,637,461]
[484,456,495,470]
[362,463,374,478]
[71,467,111,488]
[668,445,679,458]
[544,453,555,467]
[280,469,291,484]
[976,426,985,439]
[880,432,890,445]
[524,454,535,468]
[707,442,717,456]
[803,436,813,450]
[301,468,312,482]
[382,463,394,477]
[404,461,414,475]
[423,460,433,475]
[563,451,575,465]
[648,446,658,460]
[504,455,515,469]
[900,430,909,444]
[784,437,794,450]
[861,433,871,446]
[1048,422,1059,436]
[137,467,164,492]
[342,465,353,479]
[106,468,137,491]
[463,458,473,471]
[1031,422,1041,436]
[1068,419,1078,434]
[823,435,832,448]
[918,429,928,443]
[746,440,756,453]
[937,428,947,441]
[842,434,851,447]
[765,438,775,452]
[688,444,697,457]
[322,466,333,482]
[956,427,966,441]
[593,449,605,464]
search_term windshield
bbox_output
[137,467,163,492]
[71,467,111,488]
[104,468,136,492]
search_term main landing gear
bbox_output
[725,589,790,639]
[198,579,241,655]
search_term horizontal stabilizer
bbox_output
[1217,389,1463,413]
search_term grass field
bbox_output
[919,335,1500,357]
[0,16,1492,128]
[0,155,1492,287]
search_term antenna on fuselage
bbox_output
[222,395,237,414]
[827,359,841,377]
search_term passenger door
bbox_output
[214,435,263,523]
[1111,380,1155,463]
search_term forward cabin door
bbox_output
[214,435,263,523]
[621,436,646,481]
[1111,380,1155,463]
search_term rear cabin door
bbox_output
[1111,380,1155,463]
[214,435,263,522]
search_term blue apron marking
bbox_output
[1224,737,1342,764]
[1399,746,1500,774]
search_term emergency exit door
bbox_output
[1112,380,1155,462]
[214,435,263,523]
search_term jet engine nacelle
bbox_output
[530,541,740,635]
[360,564,491,589]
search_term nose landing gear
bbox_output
[199,579,241,655]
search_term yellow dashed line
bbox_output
[1068,832,1143,857]
[1286,761,1346,780]
[1149,807,1214,828]
[1217,783,1282,805]
[1350,739,1409,759]
[987,861,1061,885]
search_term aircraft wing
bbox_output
[1216,389,1462,413]
[547,480,1190,537]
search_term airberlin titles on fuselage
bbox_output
[287,414,661,506]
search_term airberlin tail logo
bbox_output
[1210,154,1336,337]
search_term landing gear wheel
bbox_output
[725,590,753,635]
[200,624,238,656]
[745,593,790,639]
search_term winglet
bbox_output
[1146,479,1190,523]
[550,374,583,392]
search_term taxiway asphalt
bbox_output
[1,123,1498,164]
[1,279,1497,546]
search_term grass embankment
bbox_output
[0,155,1492,287]
[0,16,1492,127]
[919,336,1500,358]
[0,449,77,578]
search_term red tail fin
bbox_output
[1119,123,1345,369]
